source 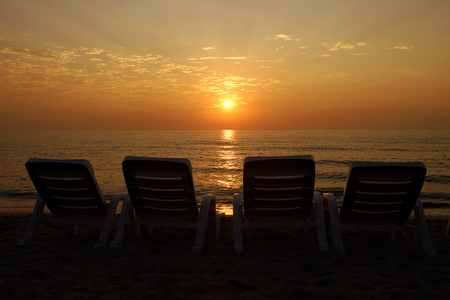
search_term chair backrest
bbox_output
[340,161,427,224]
[122,156,199,220]
[243,155,315,219]
[25,158,107,217]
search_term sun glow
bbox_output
[224,101,232,108]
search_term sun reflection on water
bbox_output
[222,129,234,142]
[218,130,239,182]
[214,130,241,214]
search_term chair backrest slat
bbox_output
[122,156,198,219]
[25,158,107,216]
[243,155,315,219]
[340,161,426,223]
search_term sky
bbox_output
[1,0,449,130]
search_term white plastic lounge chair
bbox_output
[325,161,436,255]
[233,155,329,254]
[110,156,223,253]
[18,158,124,248]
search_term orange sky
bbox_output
[1,0,449,130]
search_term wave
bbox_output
[0,190,37,200]
[317,160,352,167]
[316,172,348,182]
[425,175,450,185]
[422,202,450,209]
[420,192,450,201]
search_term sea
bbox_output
[1,130,449,215]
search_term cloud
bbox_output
[388,46,415,50]
[269,34,300,42]
[187,56,246,60]
[1,47,56,58]
[186,56,235,61]
[85,48,104,55]
[0,41,288,111]
[107,53,162,63]
[203,46,216,51]
[309,54,330,58]
[326,41,367,51]
[186,56,247,64]
[0,47,78,63]
[156,61,207,75]
[132,68,149,74]
[224,57,246,60]
[199,56,221,60]
[195,75,288,98]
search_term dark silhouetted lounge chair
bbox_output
[110,156,222,253]
[325,161,436,255]
[18,158,124,248]
[233,155,329,254]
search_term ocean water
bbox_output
[1,130,449,215]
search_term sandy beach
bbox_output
[1,213,450,299]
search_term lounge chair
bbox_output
[447,219,450,236]
[110,156,222,253]
[233,155,329,254]
[18,158,124,248]
[325,161,436,255]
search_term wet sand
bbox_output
[1,213,450,299]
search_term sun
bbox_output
[224,101,232,108]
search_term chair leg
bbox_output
[313,192,329,252]
[447,217,450,236]
[324,193,346,255]
[389,231,403,241]
[94,192,124,249]
[65,225,80,236]
[414,198,437,255]
[304,227,309,241]
[192,194,213,253]
[233,193,244,254]
[134,224,142,239]
[110,195,132,248]
[147,226,155,238]
[17,197,45,246]
[208,196,225,241]
[216,212,225,241]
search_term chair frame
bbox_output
[233,155,329,254]
[326,161,436,255]
[18,158,124,248]
[110,156,223,253]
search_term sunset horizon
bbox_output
[1,1,450,292]
[1,1,449,130]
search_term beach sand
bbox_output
[1,213,450,299]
